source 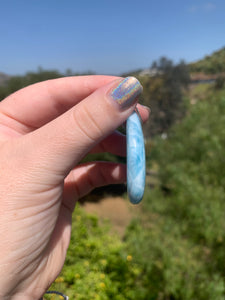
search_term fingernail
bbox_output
[108,77,143,109]
[139,104,151,114]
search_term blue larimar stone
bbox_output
[126,111,146,204]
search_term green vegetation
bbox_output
[1,59,224,299]
[189,47,225,74]
[0,68,62,101]
[0,68,95,101]
[46,207,147,300]
[0,58,190,139]
[138,57,190,136]
[127,84,225,299]
[45,83,225,299]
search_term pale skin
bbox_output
[0,76,149,299]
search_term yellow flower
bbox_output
[75,273,80,279]
[127,255,133,262]
[100,259,107,266]
[100,273,105,279]
[55,276,64,283]
[84,260,89,267]
[132,267,141,275]
[76,215,81,221]
[99,282,106,289]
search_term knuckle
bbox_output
[72,104,104,141]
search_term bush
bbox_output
[46,85,225,299]
[125,195,225,300]
[47,206,151,299]
[0,69,62,101]
[127,85,225,299]
[214,75,225,89]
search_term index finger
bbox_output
[0,75,120,131]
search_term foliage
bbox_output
[0,60,190,139]
[214,74,225,89]
[126,199,225,300]
[131,85,225,299]
[46,206,151,300]
[189,46,225,74]
[0,68,62,101]
[139,57,190,136]
[0,68,95,101]
[47,84,225,299]
[1,64,224,299]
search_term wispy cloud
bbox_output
[188,5,198,13]
[188,2,216,13]
[204,2,216,12]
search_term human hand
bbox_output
[0,76,149,299]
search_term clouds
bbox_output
[204,2,216,11]
[188,2,216,13]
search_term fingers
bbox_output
[63,162,126,212]
[0,75,120,133]
[26,77,143,179]
[90,131,126,156]
[136,103,151,123]
[90,105,150,156]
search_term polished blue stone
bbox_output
[126,111,146,204]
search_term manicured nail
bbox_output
[109,77,143,109]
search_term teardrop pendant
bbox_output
[126,111,146,204]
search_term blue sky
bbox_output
[0,0,224,75]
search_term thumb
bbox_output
[28,77,143,178]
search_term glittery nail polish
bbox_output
[109,77,143,109]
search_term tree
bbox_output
[0,68,62,101]
[140,57,190,136]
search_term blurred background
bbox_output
[1,1,225,299]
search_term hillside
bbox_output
[189,46,225,74]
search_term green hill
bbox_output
[189,46,225,74]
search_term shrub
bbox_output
[47,206,151,299]
[214,75,225,89]
[127,85,225,299]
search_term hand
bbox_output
[0,76,149,299]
